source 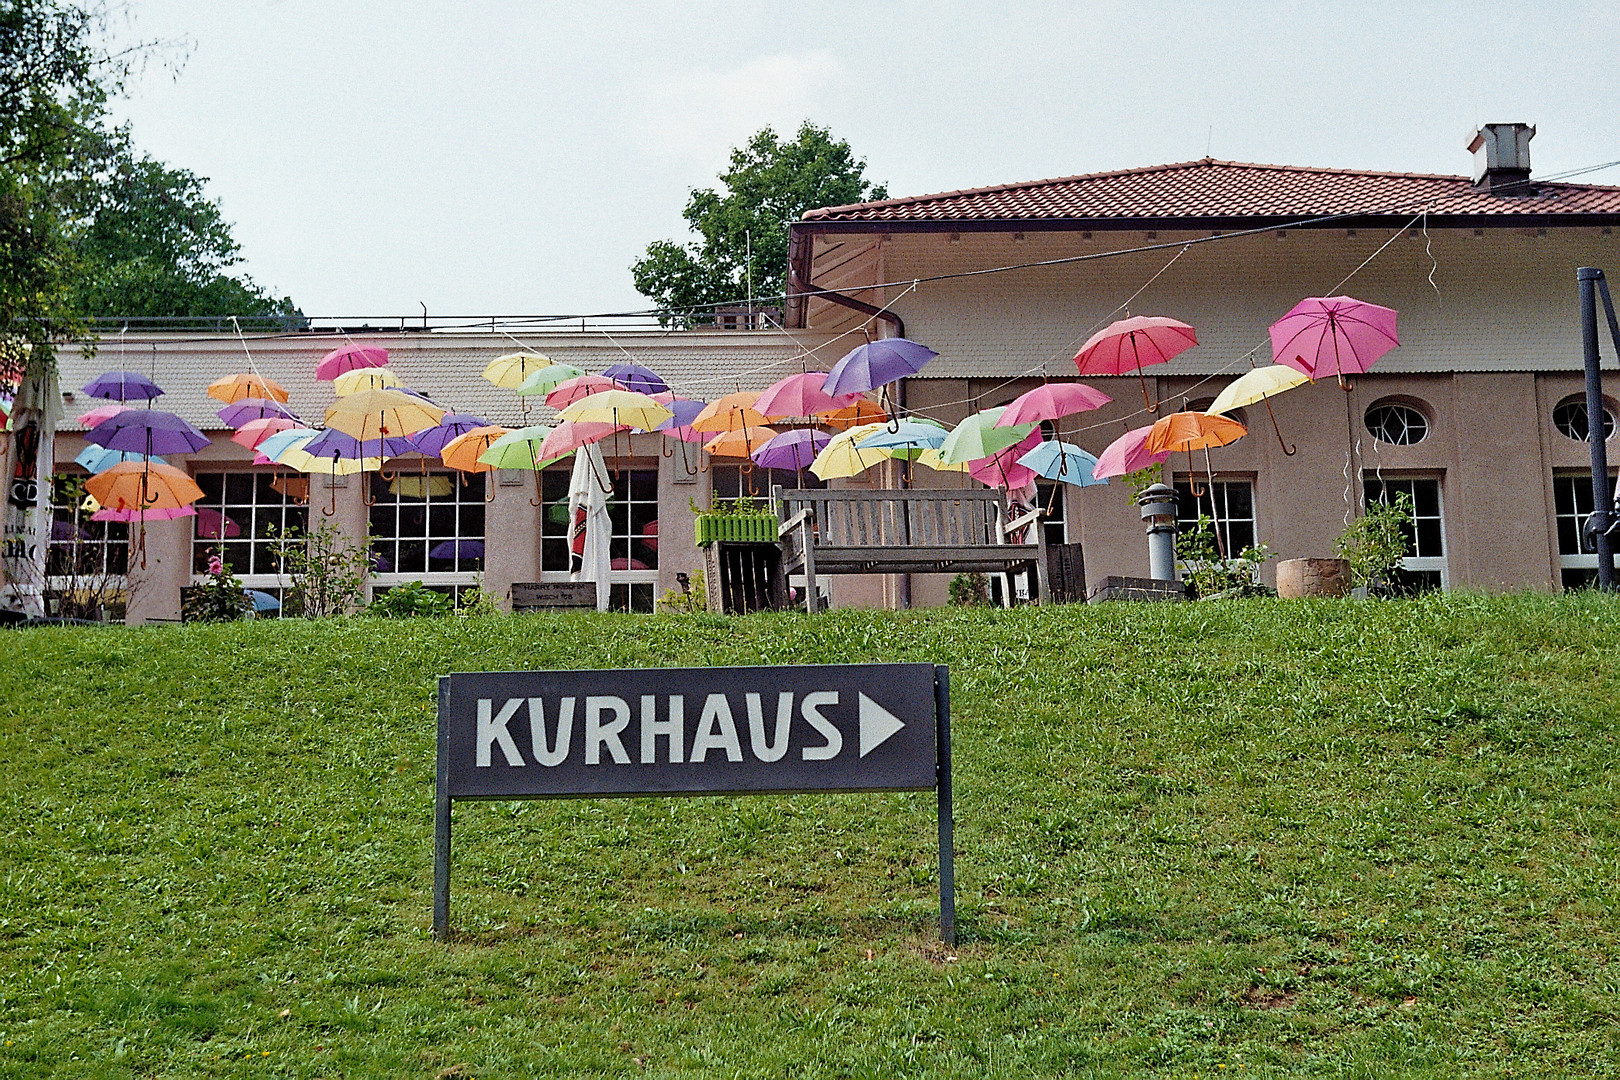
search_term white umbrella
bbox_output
[566,442,613,612]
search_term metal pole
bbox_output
[934,665,956,947]
[1578,268,1614,590]
[1595,275,1620,528]
[433,676,453,939]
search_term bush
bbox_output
[659,570,709,613]
[1175,516,1275,599]
[949,572,992,606]
[182,550,252,623]
[1336,493,1414,593]
[367,581,454,618]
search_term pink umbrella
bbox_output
[91,506,197,523]
[316,345,389,381]
[754,372,861,419]
[1074,316,1198,409]
[76,403,128,428]
[996,383,1113,427]
[544,375,617,409]
[537,420,625,461]
[232,417,301,451]
[1270,295,1399,387]
[1093,425,1172,480]
[968,429,1043,490]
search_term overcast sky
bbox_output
[110,0,1620,320]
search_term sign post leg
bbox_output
[433,677,452,940]
[934,665,956,947]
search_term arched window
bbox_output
[1365,400,1430,445]
[1552,395,1616,443]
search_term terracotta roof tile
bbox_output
[801,159,1620,225]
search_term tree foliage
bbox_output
[631,122,886,324]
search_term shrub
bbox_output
[1176,516,1275,599]
[1336,493,1414,593]
[183,550,252,623]
[949,572,992,606]
[367,581,454,618]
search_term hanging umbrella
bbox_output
[755,372,860,419]
[82,371,163,402]
[391,474,454,499]
[195,507,242,539]
[567,443,612,611]
[75,446,165,473]
[538,420,625,461]
[324,389,444,440]
[822,338,939,397]
[75,403,128,428]
[269,475,310,502]
[256,427,321,464]
[915,448,972,473]
[968,429,1044,490]
[821,400,888,431]
[483,353,551,390]
[1270,295,1400,387]
[997,383,1112,427]
[218,397,299,427]
[1074,316,1198,409]
[84,460,204,513]
[515,363,587,397]
[809,422,890,480]
[752,428,830,470]
[690,392,768,434]
[315,344,389,381]
[85,409,210,455]
[544,374,618,409]
[231,417,300,451]
[332,368,401,395]
[440,426,513,473]
[302,428,415,462]
[1018,440,1107,487]
[91,505,196,523]
[207,373,290,404]
[603,362,669,396]
[654,399,709,443]
[478,425,557,470]
[557,389,672,431]
[939,407,1036,464]
[856,418,949,459]
[409,413,489,459]
[704,426,779,458]
[430,539,485,561]
[1208,365,1311,454]
[1092,426,1171,480]
[1145,411,1248,455]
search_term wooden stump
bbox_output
[1276,558,1351,598]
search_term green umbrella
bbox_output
[939,407,1037,464]
[478,425,564,507]
[515,363,587,397]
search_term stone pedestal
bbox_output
[1276,558,1351,598]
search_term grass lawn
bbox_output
[1,593,1617,1078]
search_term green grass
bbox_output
[1,593,1618,1078]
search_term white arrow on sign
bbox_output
[858,693,906,757]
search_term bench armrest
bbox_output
[780,508,815,538]
[1001,507,1045,538]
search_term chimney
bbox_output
[1468,123,1535,194]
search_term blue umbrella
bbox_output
[245,590,281,612]
[1017,440,1107,487]
[856,419,948,450]
[75,446,166,473]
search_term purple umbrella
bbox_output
[604,362,669,396]
[429,539,485,560]
[822,338,939,397]
[218,397,299,427]
[85,409,209,456]
[302,428,416,460]
[52,520,91,542]
[751,428,830,470]
[410,413,489,458]
[82,371,164,402]
[655,398,708,440]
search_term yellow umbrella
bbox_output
[558,389,672,431]
[482,353,551,390]
[324,389,444,440]
[207,373,290,404]
[703,426,779,458]
[691,392,768,434]
[288,452,383,476]
[809,422,890,480]
[390,475,454,499]
[915,448,972,473]
[332,368,401,395]
[1208,364,1308,455]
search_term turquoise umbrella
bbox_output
[1017,440,1107,487]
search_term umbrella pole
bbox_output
[1262,395,1297,455]
[1202,445,1227,561]
[1332,316,1354,391]
[530,468,544,508]
[1133,336,1158,413]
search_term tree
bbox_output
[631,122,886,324]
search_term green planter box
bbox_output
[695,514,779,546]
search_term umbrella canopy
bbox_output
[968,429,1044,490]
[1074,316,1198,374]
[75,446,165,473]
[91,505,195,523]
[1208,365,1311,415]
[809,422,890,480]
[751,428,830,470]
[515,363,587,397]
[230,417,300,451]
[654,399,709,443]
[430,539,486,561]
[256,427,320,463]
[1092,426,1171,480]
[315,344,389,381]
[557,389,672,431]
[544,374,618,409]
[603,362,669,396]
[691,391,768,434]
[1018,440,1107,487]
[390,474,454,499]
[332,368,401,395]
[754,372,859,419]
[939,407,1036,464]
[478,425,557,470]
[324,389,444,440]
[81,371,163,401]
[822,338,939,397]
[857,418,949,459]
[409,413,490,458]
[1270,295,1400,381]
[218,397,299,427]
[85,409,209,455]
[440,426,513,472]
[245,590,281,613]
[997,383,1112,427]
[84,460,204,512]
[704,426,779,458]
[207,373,289,404]
[482,353,551,390]
[915,448,972,473]
[821,400,888,431]
[1145,411,1248,455]
[195,507,242,539]
[537,420,625,461]
[302,428,415,461]
[75,403,128,428]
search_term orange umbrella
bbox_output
[691,392,768,434]
[703,426,779,457]
[207,373,290,404]
[84,460,204,511]
[440,426,512,473]
[1145,411,1247,454]
[820,400,887,431]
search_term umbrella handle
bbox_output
[321,480,338,517]
[1263,396,1297,456]
[680,443,698,477]
[485,472,498,504]
[1338,374,1355,392]
[1138,367,1159,413]
[529,469,543,508]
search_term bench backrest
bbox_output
[774,487,1011,548]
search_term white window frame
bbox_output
[1552,471,1620,579]
[537,462,660,611]
[189,469,310,599]
[1364,474,1448,589]
[365,469,486,602]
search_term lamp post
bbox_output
[1137,483,1179,582]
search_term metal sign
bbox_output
[434,663,954,943]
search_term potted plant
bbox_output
[693,496,779,546]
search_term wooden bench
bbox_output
[773,487,1049,612]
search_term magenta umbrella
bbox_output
[1270,295,1399,387]
[755,372,860,419]
[996,382,1113,427]
[1092,425,1172,480]
[91,506,196,523]
[195,507,242,539]
[1074,316,1197,409]
[822,338,939,397]
[968,429,1043,490]
[316,345,389,381]
[752,428,830,470]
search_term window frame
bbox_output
[189,468,309,595]
[366,469,486,600]
[1362,474,1447,591]
[538,461,660,612]
[1172,477,1256,557]
[1552,471,1620,588]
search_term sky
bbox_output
[108,0,1620,321]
